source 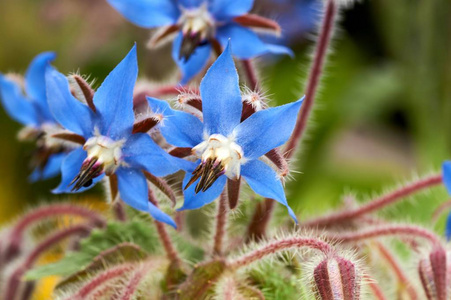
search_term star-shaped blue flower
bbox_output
[147,42,303,222]
[0,52,67,182]
[45,45,182,227]
[107,0,293,84]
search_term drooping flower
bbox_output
[0,52,72,181]
[107,0,292,84]
[45,45,183,227]
[147,42,303,222]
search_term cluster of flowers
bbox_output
[1,0,451,299]
[0,0,303,228]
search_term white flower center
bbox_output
[179,4,214,41]
[69,134,125,191]
[186,134,244,193]
[83,135,125,175]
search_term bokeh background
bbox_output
[0,0,450,233]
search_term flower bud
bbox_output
[418,246,451,300]
[313,256,361,300]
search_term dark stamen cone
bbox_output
[185,158,226,193]
[179,31,203,61]
[70,157,102,191]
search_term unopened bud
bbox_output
[313,257,361,300]
[418,246,451,300]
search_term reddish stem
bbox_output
[3,204,105,261]
[213,193,228,256]
[119,266,149,300]
[245,198,275,242]
[284,0,337,159]
[303,174,443,228]
[376,243,418,299]
[241,59,259,91]
[5,225,91,300]
[228,237,333,270]
[148,189,180,263]
[72,264,134,299]
[330,225,441,246]
[432,199,451,222]
[365,274,387,300]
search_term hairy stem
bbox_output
[303,174,443,228]
[71,264,134,299]
[213,193,228,256]
[376,243,418,299]
[148,188,180,263]
[5,225,91,300]
[228,237,333,270]
[284,0,337,159]
[245,198,275,242]
[365,274,387,300]
[241,59,259,91]
[329,225,441,246]
[3,204,104,261]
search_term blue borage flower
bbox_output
[45,45,184,227]
[107,0,293,84]
[0,52,69,182]
[147,42,303,222]
[442,161,451,240]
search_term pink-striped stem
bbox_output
[5,225,91,300]
[376,242,418,299]
[3,204,105,262]
[228,237,333,270]
[213,193,228,256]
[329,225,441,247]
[117,262,156,300]
[284,0,337,159]
[303,174,443,228]
[148,188,180,263]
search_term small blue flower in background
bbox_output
[260,0,323,46]
[107,0,293,84]
[442,161,451,240]
[147,42,303,222]
[0,52,69,182]
[45,45,183,227]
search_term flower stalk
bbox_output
[213,192,228,256]
[303,174,443,228]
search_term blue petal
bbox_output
[443,161,451,195]
[172,33,212,85]
[265,44,294,57]
[0,74,38,126]
[209,0,253,20]
[446,211,451,241]
[241,159,297,223]
[107,0,179,28]
[29,152,65,182]
[179,170,226,210]
[234,98,303,159]
[116,168,176,227]
[146,97,204,148]
[94,45,137,140]
[179,0,203,8]
[52,148,104,193]
[25,52,56,121]
[122,133,184,177]
[216,24,293,59]
[200,41,242,136]
[46,67,94,137]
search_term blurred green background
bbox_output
[0,0,450,231]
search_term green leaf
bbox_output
[25,220,158,280]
